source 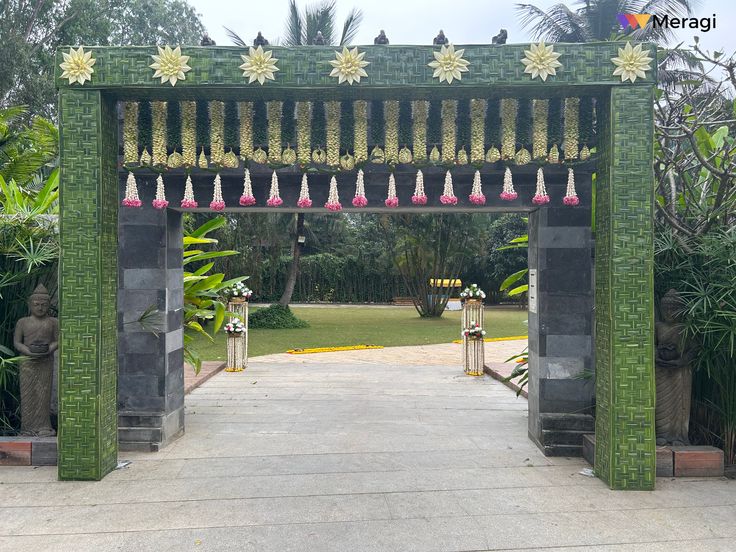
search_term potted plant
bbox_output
[459,283,486,303]
[462,321,487,340]
[223,317,246,336]
[224,282,252,303]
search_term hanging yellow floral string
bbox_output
[123,102,139,165]
[151,101,167,167]
[181,101,197,167]
[564,97,580,160]
[296,101,311,166]
[412,100,428,163]
[210,101,225,166]
[441,100,457,164]
[384,101,399,165]
[325,101,341,167]
[532,99,549,161]
[267,101,283,164]
[501,98,518,160]
[353,100,368,164]
[238,102,254,160]
[469,99,486,164]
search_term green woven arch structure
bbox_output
[56,43,655,489]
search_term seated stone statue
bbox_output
[655,289,693,446]
[13,284,58,437]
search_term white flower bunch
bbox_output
[224,317,246,334]
[460,283,486,300]
[228,282,252,298]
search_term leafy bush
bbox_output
[249,304,309,329]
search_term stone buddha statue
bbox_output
[655,289,693,446]
[13,284,59,437]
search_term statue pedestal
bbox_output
[225,300,248,372]
[462,299,485,376]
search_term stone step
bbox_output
[542,444,583,457]
[118,440,161,453]
[118,426,162,444]
[541,428,590,446]
[540,413,595,432]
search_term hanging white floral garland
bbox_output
[532,167,550,205]
[266,170,283,207]
[563,168,579,206]
[239,168,256,206]
[297,173,313,208]
[412,170,427,205]
[181,174,198,208]
[352,169,368,207]
[385,173,399,208]
[440,170,458,205]
[210,173,226,211]
[500,167,518,201]
[469,170,486,205]
[122,172,142,207]
[325,175,342,211]
[152,174,169,209]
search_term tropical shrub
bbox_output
[248,304,309,329]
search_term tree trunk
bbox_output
[278,213,305,307]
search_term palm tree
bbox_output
[225,0,362,48]
[516,0,697,43]
[225,1,363,307]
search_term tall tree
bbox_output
[223,1,362,307]
[1,0,206,118]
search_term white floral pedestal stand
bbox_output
[225,298,249,372]
[462,298,485,376]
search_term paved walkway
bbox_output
[1,345,734,551]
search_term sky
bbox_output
[188,0,736,53]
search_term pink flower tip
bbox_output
[411,194,427,205]
[352,196,368,208]
[440,195,458,205]
[180,199,198,208]
[152,199,169,210]
[297,198,313,208]
[266,197,284,207]
[239,195,256,206]
[532,194,551,205]
[499,192,518,201]
[469,193,486,205]
[563,195,580,206]
[122,198,143,208]
[209,200,226,211]
[325,201,343,212]
[385,197,399,208]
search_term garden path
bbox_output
[0,345,734,551]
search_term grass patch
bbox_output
[189,305,528,362]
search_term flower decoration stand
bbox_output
[225,299,249,372]
[462,299,485,376]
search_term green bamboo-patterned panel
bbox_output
[58,89,118,481]
[55,43,656,90]
[594,86,656,490]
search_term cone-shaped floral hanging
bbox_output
[210,174,226,211]
[297,173,313,208]
[563,168,580,206]
[352,169,368,207]
[385,173,399,208]
[412,170,427,205]
[440,171,458,205]
[122,172,142,207]
[469,170,486,205]
[152,174,169,209]
[266,170,284,207]
[181,175,198,208]
[500,167,518,201]
[532,167,551,205]
[239,168,256,206]
[325,175,342,211]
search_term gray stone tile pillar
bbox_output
[117,197,184,451]
[527,179,595,456]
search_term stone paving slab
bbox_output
[0,344,733,551]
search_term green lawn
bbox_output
[189,305,528,362]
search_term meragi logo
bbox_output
[617,13,716,32]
